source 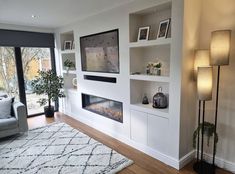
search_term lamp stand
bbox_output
[197,100,201,162]
[193,101,215,174]
[212,65,220,167]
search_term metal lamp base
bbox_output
[193,161,216,174]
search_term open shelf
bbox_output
[63,73,77,89]
[130,103,169,118]
[130,74,170,82]
[61,53,76,71]
[60,31,75,51]
[130,44,170,76]
[130,80,169,115]
[129,1,172,42]
[129,38,171,48]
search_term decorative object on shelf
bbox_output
[64,40,72,50]
[80,29,119,73]
[153,62,162,75]
[157,18,171,39]
[64,59,75,73]
[31,70,65,117]
[142,93,149,105]
[146,62,154,75]
[194,50,210,80]
[72,78,77,88]
[152,87,168,109]
[210,30,231,168]
[193,67,214,174]
[137,26,150,41]
[146,61,162,75]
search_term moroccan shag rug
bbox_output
[0,123,133,174]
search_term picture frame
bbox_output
[157,19,171,39]
[137,26,150,41]
[80,29,119,73]
[64,40,72,50]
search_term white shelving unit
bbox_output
[129,1,173,155]
[130,103,169,118]
[129,38,171,48]
[130,74,170,82]
[60,31,77,88]
[62,70,77,75]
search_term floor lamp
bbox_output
[210,30,231,167]
[193,50,210,162]
[193,67,213,174]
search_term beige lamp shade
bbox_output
[194,50,210,78]
[197,67,213,101]
[210,30,231,66]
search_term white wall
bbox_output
[198,0,235,169]
[179,0,202,158]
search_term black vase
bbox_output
[44,106,54,117]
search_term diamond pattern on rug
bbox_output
[0,122,133,174]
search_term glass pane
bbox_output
[21,47,53,115]
[0,47,19,100]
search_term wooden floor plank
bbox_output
[27,112,232,174]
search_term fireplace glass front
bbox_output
[82,93,123,123]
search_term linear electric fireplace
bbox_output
[82,93,123,123]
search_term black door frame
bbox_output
[14,47,58,117]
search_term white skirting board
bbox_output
[64,111,235,173]
[180,149,235,173]
[203,152,235,173]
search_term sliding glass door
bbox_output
[21,47,54,115]
[0,46,56,117]
[0,47,19,100]
[0,29,56,117]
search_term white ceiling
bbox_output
[0,0,133,29]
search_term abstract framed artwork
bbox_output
[80,29,119,73]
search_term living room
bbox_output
[0,0,234,173]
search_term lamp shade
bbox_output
[197,67,213,101]
[210,30,231,66]
[194,50,210,78]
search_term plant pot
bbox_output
[44,106,54,117]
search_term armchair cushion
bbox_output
[0,117,18,131]
[0,97,13,119]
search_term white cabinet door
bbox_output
[147,114,169,154]
[64,95,71,113]
[130,110,148,145]
[69,91,79,114]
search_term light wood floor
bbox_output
[27,112,232,174]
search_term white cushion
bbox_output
[0,97,12,119]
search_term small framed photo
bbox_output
[64,40,72,50]
[137,26,150,41]
[157,19,170,39]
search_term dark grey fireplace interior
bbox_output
[82,93,123,123]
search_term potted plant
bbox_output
[64,59,75,73]
[31,70,65,117]
[153,62,162,75]
[193,121,219,153]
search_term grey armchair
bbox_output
[0,101,28,139]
